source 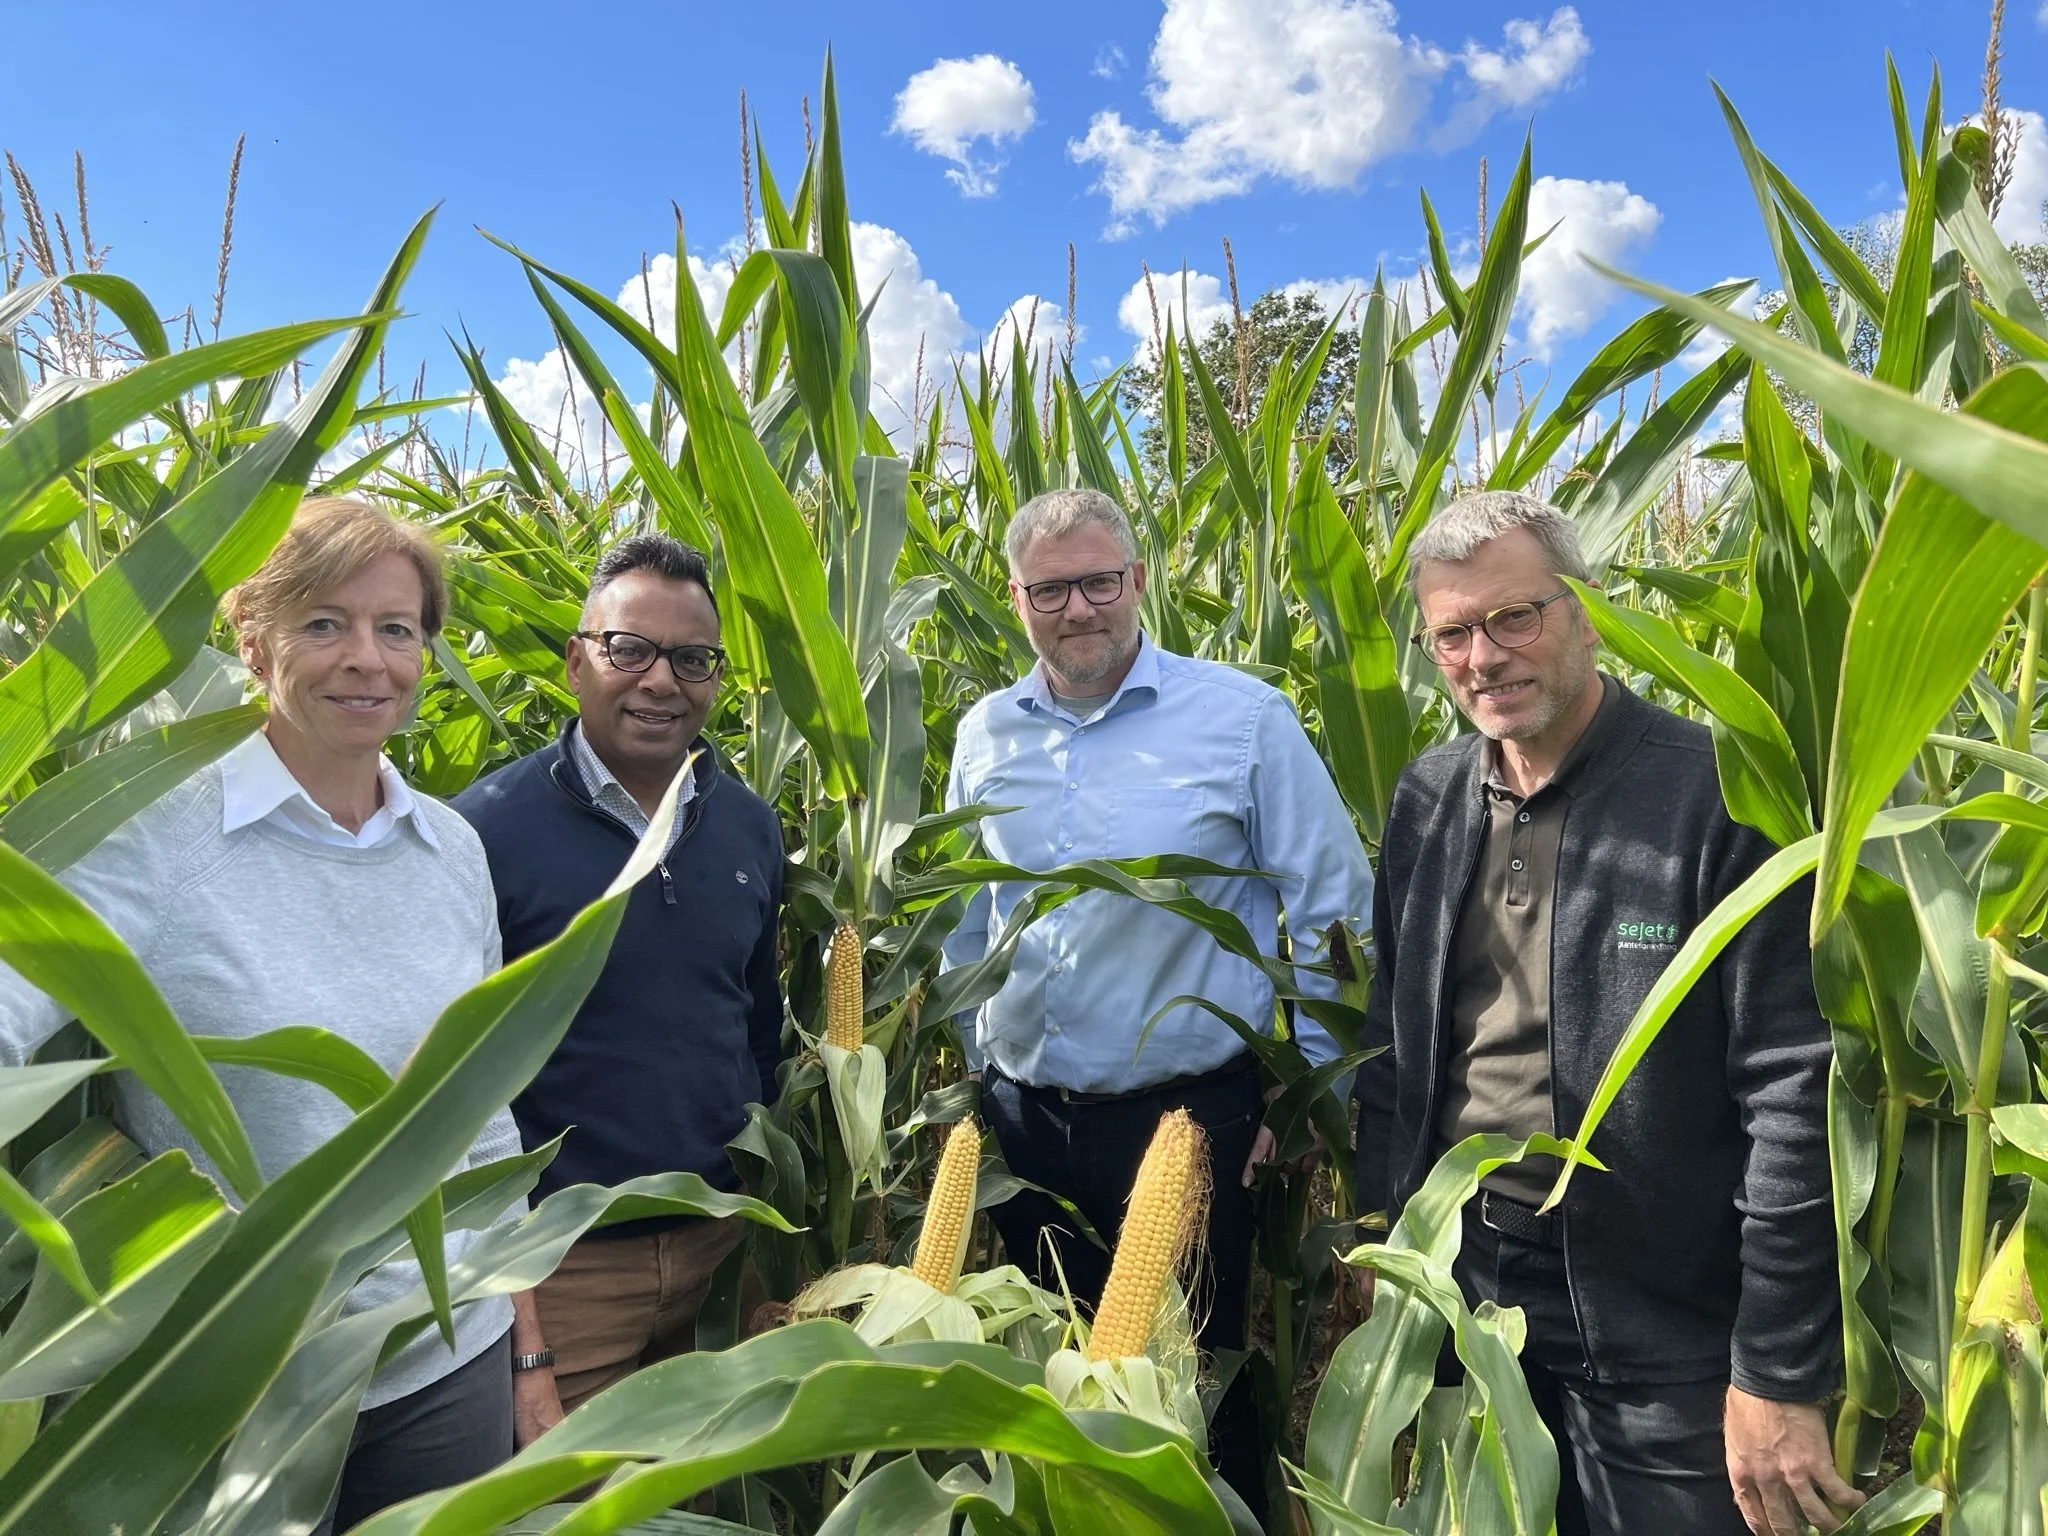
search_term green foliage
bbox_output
[8,48,2048,1536]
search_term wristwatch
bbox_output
[512,1347,555,1373]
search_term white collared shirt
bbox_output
[218,729,439,851]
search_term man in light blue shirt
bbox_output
[941,487,1372,1508]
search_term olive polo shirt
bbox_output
[1436,674,1623,1205]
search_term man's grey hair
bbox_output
[1005,488,1139,572]
[1407,490,1593,589]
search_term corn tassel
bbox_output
[1087,1108,1209,1361]
[910,1118,982,1293]
[825,920,864,1050]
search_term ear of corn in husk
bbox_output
[788,1255,1069,1350]
[1046,1276,1203,1437]
[824,919,864,1049]
[910,1118,981,1293]
[1087,1107,1209,1361]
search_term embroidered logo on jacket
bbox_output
[1615,918,1682,953]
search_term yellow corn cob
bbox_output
[910,1118,982,1292]
[825,920,863,1050]
[1087,1108,1210,1360]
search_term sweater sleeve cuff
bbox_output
[1728,1356,1838,1404]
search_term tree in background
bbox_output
[1119,287,1361,483]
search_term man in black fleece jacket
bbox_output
[1355,492,1857,1536]
[455,534,785,1445]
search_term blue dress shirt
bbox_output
[941,634,1375,1094]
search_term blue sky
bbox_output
[7,0,2045,459]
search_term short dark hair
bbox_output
[584,532,718,619]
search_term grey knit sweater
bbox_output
[0,763,518,1408]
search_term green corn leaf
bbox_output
[1934,144,2048,338]
[0,314,379,539]
[1497,277,1755,487]
[1566,580,1813,848]
[1813,367,2048,936]
[193,1169,796,1536]
[1388,137,1532,592]
[350,1322,1229,1536]
[0,757,691,1536]
[0,1152,230,1401]
[0,844,261,1201]
[1567,346,1748,573]
[0,703,264,874]
[665,227,870,803]
[1549,794,2048,1208]
[0,213,431,799]
[1286,454,1411,840]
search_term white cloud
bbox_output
[1453,11,1590,106]
[1433,9,1591,146]
[892,55,1038,198]
[851,221,972,431]
[1070,0,1589,236]
[1517,174,1660,358]
[1116,267,1233,360]
[1112,265,1369,365]
[1093,44,1128,80]
[1992,109,2048,243]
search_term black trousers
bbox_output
[316,1330,514,1534]
[1450,1206,1747,1536]
[982,1058,1264,1507]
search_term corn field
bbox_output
[4,43,2048,1536]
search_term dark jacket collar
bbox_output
[1478,672,1628,801]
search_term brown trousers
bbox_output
[535,1215,748,1411]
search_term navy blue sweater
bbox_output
[455,728,785,1232]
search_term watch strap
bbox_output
[512,1347,555,1372]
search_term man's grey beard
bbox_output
[1044,622,1140,689]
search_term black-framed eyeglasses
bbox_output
[576,630,727,683]
[1018,567,1130,614]
[1410,591,1574,665]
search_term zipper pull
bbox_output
[658,864,676,905]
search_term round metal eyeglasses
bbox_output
[1019,568,1129,614]
[1409,591,1573,665]
[576,630,727,683]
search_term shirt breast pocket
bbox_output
[1108,786,1206,860]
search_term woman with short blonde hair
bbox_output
[0,495,524,1530]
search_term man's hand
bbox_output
[1724,1387,1864,1534]
[514,1365,565,1448]
[509,1288,562,1449]
[1241,1084,1325,1187]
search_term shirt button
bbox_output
[1511,859,1525,872]
[1052,963,1063,974]
[1518,811,1531,823]
[1068,782,1079,790]
[1064,840,1075,849]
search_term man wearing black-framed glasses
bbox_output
[1356,492,1850,1536]
[941,488,1371,1515]
[456,533,787,1446]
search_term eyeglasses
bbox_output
[1410,591,1574,665]
[1018,568,1130,614]
[576,630,727,682]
